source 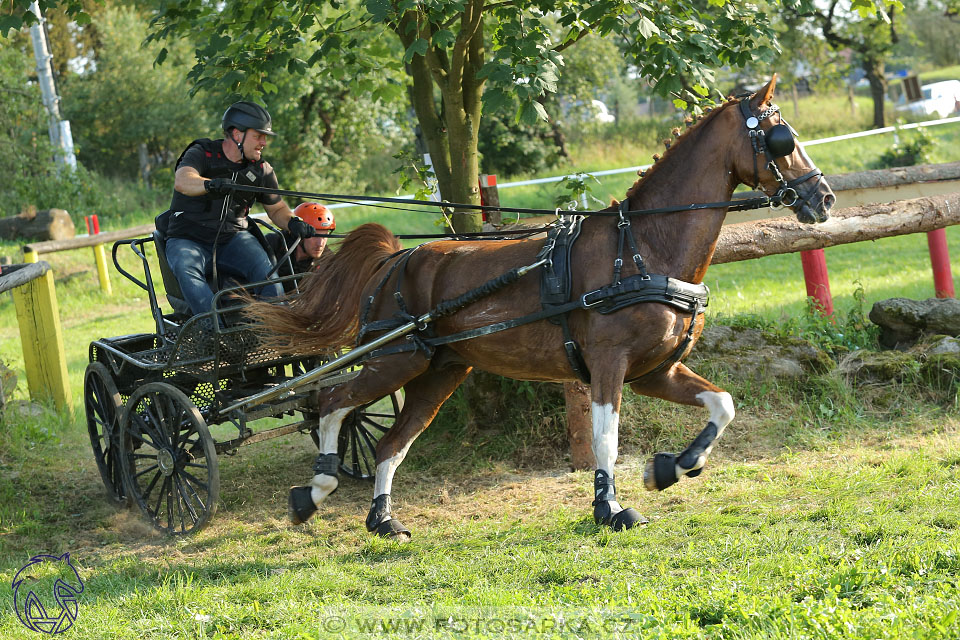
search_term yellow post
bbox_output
[11,266,72,412]
[23,249,38,264]
[92,243,112,295]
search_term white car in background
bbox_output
[897,80,960,118]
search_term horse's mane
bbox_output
[624,97,740,199]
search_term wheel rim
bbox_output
[119,383,219,535]
[84,362,126,504]
[338,391,403,480]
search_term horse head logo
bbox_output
[12,553,84,634]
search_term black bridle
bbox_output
[738,97,825,215]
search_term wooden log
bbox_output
[0,208,75,241]
[0,262,51,295]
[713,192,960,265]
[23,222,156,255]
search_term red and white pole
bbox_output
[926,228,955,298]
[800,249,834,315]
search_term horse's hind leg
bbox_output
[590,364,649,531]
[366,360,472,541]
[288,355,431,525]
[630,362,735,491]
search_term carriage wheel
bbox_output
[85,362,128,504]
[118,382,220,535]
[337,390,404,480]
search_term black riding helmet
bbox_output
[221,101,277,136]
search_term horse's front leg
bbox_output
[631,362,735,491]
[591,365,649,531]
[289,405,356,525]
[365,360,472,541]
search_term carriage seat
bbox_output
[153,211,194,321]
[152,211,279,323]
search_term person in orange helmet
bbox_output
[266,202,336,291]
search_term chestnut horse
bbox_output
[248,77,835,540]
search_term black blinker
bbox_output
[766,124,795,158]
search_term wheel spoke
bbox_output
[179,473,207,512]
[141,467,163,501]
[359,415,391,434]
[175,476,200,524]
[152,475,170,521]
[180,469,208,491]
[135,464,159,479]
[355,423,378,477]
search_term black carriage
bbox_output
[83,222,401,535]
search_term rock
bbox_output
[689,325,832,381]
[837,349,918,383]
[869,297,960,348]
[927,336,960,356]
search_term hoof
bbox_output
[288,485,317,525]
[373,518,411,542]
[644,452,679,492]
[610,508,648,531]
[594,501,649,530]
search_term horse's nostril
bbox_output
[823,193,836,210]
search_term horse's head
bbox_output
[727,74,835,224]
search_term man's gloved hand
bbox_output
[287,217,316,239]
[204,178,237,195]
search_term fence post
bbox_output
[479,175,501,226]
[9,263,72,411]
[926,228,955,298]
[800,249,834,315]
[86,214,112,295]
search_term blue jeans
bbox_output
[166,232,284,316]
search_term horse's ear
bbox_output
[751,73,778,109]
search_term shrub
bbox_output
[873,125,938,168]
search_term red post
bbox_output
[479,175,500,226]
[84,216,92,235]
[800,249,834,315]
[91,214,100,234]
[926,228,955,298]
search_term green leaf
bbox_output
[482,87,512,113]
[636,16,659,39]
[403,38,429,63]
[365,0,391,22]
[672,98,688,110]
[432,29,456,48]
[154,47,169,67]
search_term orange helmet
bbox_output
[293,202,335,233]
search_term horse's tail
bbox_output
[246,223,403,355]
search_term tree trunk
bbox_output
[563,381,593,470]
[0,209,75,241]
[864,57,887,129]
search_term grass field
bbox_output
[2,84,960,639]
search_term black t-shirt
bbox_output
[167,139,282,244]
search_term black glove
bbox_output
[204,178,237,195]
[287,217,316,239]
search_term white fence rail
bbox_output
[325,115,960,211]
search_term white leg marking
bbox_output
[695,391,735,435]
[676,391,735,477]
[315,406,354,453]
[591,402,619,475]
[374,441,413,499]
[310,406,355,506]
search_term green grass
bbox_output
[2,408,959,638]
